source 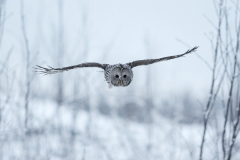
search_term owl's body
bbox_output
[35,46,198,88]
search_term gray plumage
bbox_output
[35,46,198,88]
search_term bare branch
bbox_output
[20,0,31,130]
[223,14,240,160]
[199,1,224,159]
[0,46,13,76]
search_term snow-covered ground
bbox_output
[1,98,239,160]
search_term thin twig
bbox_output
[21,0,31,130]
[204,14,218,30]
[176,38,212,70]
[0,46,13,76]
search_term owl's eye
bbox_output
[123,75,127,78]
[115,75,119,78]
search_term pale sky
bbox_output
[2,0,221,100]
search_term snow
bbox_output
[2,98,239,160]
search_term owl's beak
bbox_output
[120,80,123,84]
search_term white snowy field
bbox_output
[1,98,239,160]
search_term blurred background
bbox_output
[0,0,240,159]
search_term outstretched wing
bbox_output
[127,46,198,68]
[35,62,107,75]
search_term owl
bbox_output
[35,46,198,88]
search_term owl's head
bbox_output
[109,64,133,87]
